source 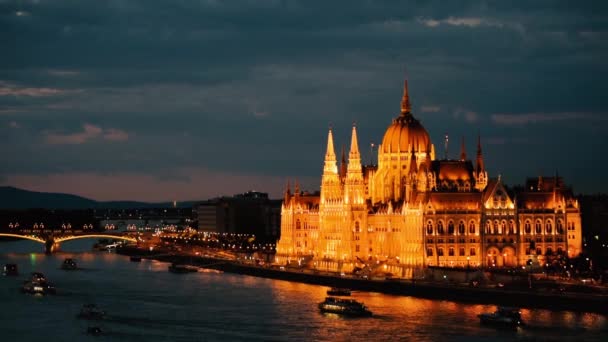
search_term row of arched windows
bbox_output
[426,220,476,235]
[523,219,565,235]
[425,218,568,236]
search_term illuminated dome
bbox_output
[380,80,431,154]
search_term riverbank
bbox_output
[117,246,608,315]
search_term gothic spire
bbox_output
[476,133,485,174]
[283,179,291,204]
[323,128,338,174]
[347,124,362,173]
[460,136,467,161]
[349,123,360,160]
[400,79,411,115]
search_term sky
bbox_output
[1,0,607,202]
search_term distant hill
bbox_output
[0,186,196,209]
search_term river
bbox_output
[0,240,606,341]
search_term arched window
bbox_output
[469,221,476,234]
[508,220,515,235]
[557,220,564,234]
[448,247,455,256]
[355,221,360,232]
[448,221,455,235]
[500,221,506,235]
[437,247,444,256]
[493,220,499,235]
[525,220,531,234]
[535,220,542,234]
[458,221,465,235]
[545,220,552,234]
[437,221,445,235]
[485,220,491,234]
[296,219,301,230]
[426,221,433,235]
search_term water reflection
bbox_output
[1,240,607,342]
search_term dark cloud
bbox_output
[1,0,607,200]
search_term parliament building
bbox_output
[275,80,582,278]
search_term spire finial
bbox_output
[400,78,411,114]
[460,136,467,161]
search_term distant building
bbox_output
[276,79,583,276]
[196,191,282,242]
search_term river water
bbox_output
[0,240,606,342]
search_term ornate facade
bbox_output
[276,80,582,278]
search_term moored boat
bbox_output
[3,263,18,276]
[327,287,351,296]
[478,306,523,328]
[168,263,198,273]
[318,296,372,317]
[61,258,78,270]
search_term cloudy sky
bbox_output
[1,0,607,201]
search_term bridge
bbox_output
[0,232,138,253]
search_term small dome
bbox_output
[381,113,431,154]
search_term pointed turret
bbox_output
[476,134,484,174]
[460,136,467,161]
[294,179,300,197]
[323,128,338,175]
[283,180,291,204]
[345,124,364,205]
[400,79,412,115]
[348,124,361,163]
[475,134,488,191]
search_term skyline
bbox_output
[2,1,607,202]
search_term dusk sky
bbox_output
[1,0,607,202]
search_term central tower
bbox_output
[370,80,436,204]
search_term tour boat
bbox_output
[3,263,18,276]
[78,304,106,320]
[478,307,523,328]
[327,288,351,296]
[61,258,78,270]
[21,280,56,295]
[318,297,372,317]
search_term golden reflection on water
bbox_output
[265,278,607,341]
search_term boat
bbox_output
[30,272,47,283]
[478,306,523,328]
[86,326,104,336]
[3,263,18,276]
[21,279,56,295]
[77,304,106,320]
[61,258,78,270]
[130,256,142,262]
[168,263,198,273]
[318,297,372,317]
[327,287,351,296]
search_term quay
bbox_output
[117,247,608,315]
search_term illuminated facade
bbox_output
[276,80,582,277]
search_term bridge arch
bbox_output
[55,234,137,244]
[0,233,45,244]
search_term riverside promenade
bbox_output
[117,246,608,315]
